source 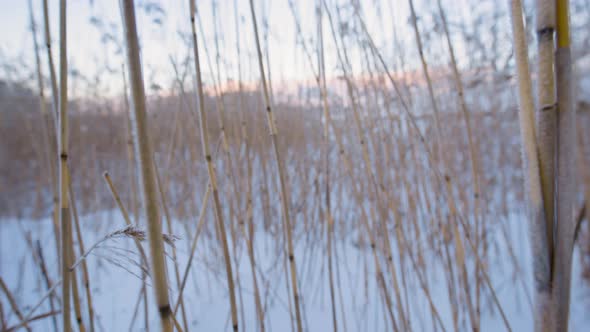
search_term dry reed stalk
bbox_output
[441,232,460,331]
[192,8,241,246]
[407,0,444,157]
[68,248,85,332]
[388,144,415,332]
[317,3,338,331]
[576,123,590,240]
[103,172,149,265]
[438,0,486,324]
[69,225,147,270]
[208,5,249,328]
[172,182,210,316]
[153,161,189,331]
[128,285,144,330]
[424,153,508,330]
[210,1,238,182]
[249,1,304,331]
[364,18,418,332]
[319,5,400,328]
[0,290,6,330]
[345,79,405,331]
[553,1,575,329]
[434,1,482,328]
[4,310,61,332]
[328,6,412,329]
[395,129,447,332]
[189,1,239,330]
[56,1,73,330]
[119,1,172,330]
[45,186,84,332]
[39,0,63,287]
[27,3,60,329]
[121,63,140,221]
[42,0,58,118]
[414,0,484,325]
[68,181,95,332]
[28,0,59,246]
[0,276,32,332]
[352,4,512,330]
[34,240,59,331]
[536,0,557,271]
[405,130,449,328]
[8,310,61,332]
[103,170,151,329]
[161,98,182,193]
[508,1,552,330]
[233,1,265,330]
[20,275,60,323]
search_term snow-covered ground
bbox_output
[1,208,588,331]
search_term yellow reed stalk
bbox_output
[553,0,575,330]
[119,1,172,330]
[249,1,303,331]
[189,1,239,330]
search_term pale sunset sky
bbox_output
[0,0,482,98]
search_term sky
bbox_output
[0,0,489,98]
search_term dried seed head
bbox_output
[163,234,180,247]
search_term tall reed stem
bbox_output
[317,3,338,331]
[120,1,172,330]
[508,1,552,331]
[553,0,575,329]
[57,0,72,330]
[189,1,239,330]
[27,3,60,329]
[249,1,303,331]
[536,0,557,267]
